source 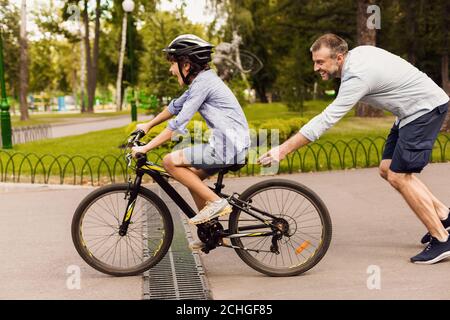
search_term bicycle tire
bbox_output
[228,179,332,277]
[71,183,174,276]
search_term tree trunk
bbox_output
[254,81,268,103]
[19,0,29,121]
[440,0,450,132]
[83,0,92,113]
[116,14,127,112]
[83,0,101,113]
[79,24,86,113]
[406,0,417,65]
[89,0,101,113]
[355,0,384,118]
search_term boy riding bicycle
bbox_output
[132,34,250,227]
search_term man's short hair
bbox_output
[310,33,348,57]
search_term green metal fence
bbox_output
[1,135,449,186]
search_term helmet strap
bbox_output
[177,60,194,85]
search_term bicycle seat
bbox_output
[218,161,247,174]
[225,163,246,172]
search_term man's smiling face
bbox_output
[312,46,345,80]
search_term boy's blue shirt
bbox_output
[167,69,250,160]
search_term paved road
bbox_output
[183,163,450,300]
[0,184,142,300]
[51,114,154,138]
[1,163,449,299]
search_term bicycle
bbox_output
[71,130,332,277]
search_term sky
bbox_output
[10,0,216,24]
[7,0,217,40]
[158,0,216,25]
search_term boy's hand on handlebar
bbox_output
[131,146,148,158]
[136,123,151,134]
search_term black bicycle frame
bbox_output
[119,164,279,238]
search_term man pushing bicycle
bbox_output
[259,33,450,265]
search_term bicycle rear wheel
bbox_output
[228,179,332,277]
[71,183,173,276]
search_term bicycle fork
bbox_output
[119,173,143,236]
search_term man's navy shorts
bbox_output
[382,102,448,173]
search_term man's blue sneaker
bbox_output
[420,211,450,244]
[411,236,450,264]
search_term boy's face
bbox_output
[169,61,190,86]
[312,46,345,80]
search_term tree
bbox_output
[115,6,128,111]
[29,38,57,97]
[19,0,29,120]
[31,1,82,111]
[0,0,20,112]
[82,0,102,113]
[439,0,450,131]
[111,0,149,111]
[354,0,384,117]
[138,9,205,106]
[208,0,357,104]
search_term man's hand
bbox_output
[257,145,288,167]
[131,145,149,158]
[258,132,311,166]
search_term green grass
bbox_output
[13,127,127,156]
[243,102,301,120]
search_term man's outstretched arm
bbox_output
[258,132,311,166]
[258,76,370,166]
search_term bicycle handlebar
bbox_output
[130,129,145,141]
[125,129,149,168]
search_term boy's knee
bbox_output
[162,154,173,170]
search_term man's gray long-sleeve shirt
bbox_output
[167,69,250,160]
[300,46,450,142]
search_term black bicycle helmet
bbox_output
[163,34,214,84]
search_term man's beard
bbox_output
[327,67,340,79]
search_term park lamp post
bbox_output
[122,0,137,122]
[0,27,12,149]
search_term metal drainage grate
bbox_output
[143,185,211,300]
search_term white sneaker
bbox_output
[189,198,232,225]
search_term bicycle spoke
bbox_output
[85,209,117,229]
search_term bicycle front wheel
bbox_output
[229,179,332,277]
[71,183,173,276]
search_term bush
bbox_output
[257,117,309,142]
[285,117,309,135]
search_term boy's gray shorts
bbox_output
[182,144,247,176]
